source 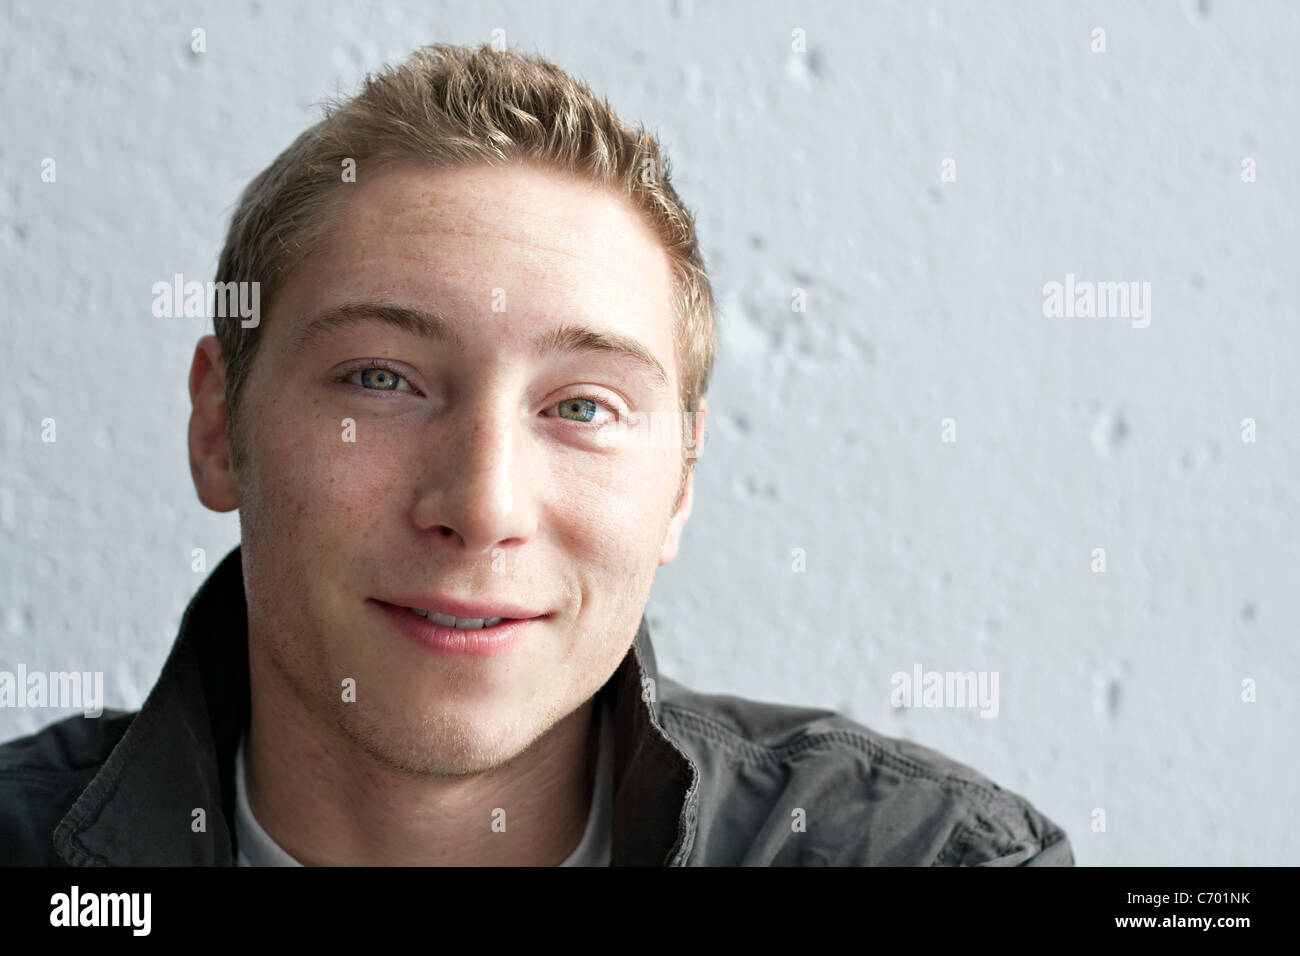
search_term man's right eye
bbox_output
[336,362,417,393]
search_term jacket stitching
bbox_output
[660,701,1068,864]
[660,703,1005,809]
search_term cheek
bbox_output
[240,395,403,544]
[545,444,677,568]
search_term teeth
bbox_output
[409,608,504,629]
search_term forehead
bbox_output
[313,161,675,328]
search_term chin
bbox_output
[335,696,535,779]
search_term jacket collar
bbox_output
[54,545,699,866]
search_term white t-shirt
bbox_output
[235,695,614,866]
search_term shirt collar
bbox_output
[54,545,699,866]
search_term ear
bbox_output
[658,398,707,567]
[187,335,240,512]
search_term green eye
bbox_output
[358,367,404,390]
[548,393,620,427]
[557,398,598,422]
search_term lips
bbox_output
[374,596,547,627]
[374,600,542,657]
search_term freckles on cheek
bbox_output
[254,408,402,540]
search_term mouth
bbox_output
[404,607,508,629]
[374,594,548,625]
[370,599,547,658]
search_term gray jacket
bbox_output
[0,546,1073,865]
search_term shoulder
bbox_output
[656,676,1074,866]
[0,710,134,865]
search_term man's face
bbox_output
[208,162,702,776]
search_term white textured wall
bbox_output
[2,0,1296,866]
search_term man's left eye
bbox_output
[348,366,412,391]
[548,395,618,425]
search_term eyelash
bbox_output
[335,361,623,425]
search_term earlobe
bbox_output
[187,336,240,513]
[657,398,707,567]
[657,484,690,566]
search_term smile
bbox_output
[374,600,540,658]
[403,607,505,629]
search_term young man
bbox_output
[0,43,1072,866]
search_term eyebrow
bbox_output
[288,303,671,393]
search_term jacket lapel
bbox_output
[607,615,700,865]
[54,547,247,865]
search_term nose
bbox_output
[410,394,538,555]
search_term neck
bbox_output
[242,643,600,866]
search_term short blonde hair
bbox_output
[215,42,716,506]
